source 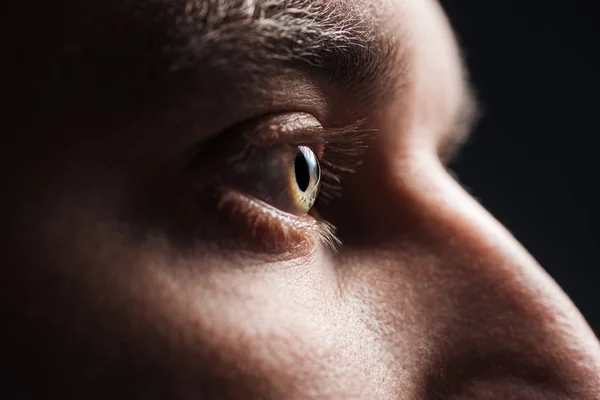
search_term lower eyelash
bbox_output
[217,187,340,253]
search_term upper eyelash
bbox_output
[302,120,374,203]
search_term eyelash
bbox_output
[309,120,371,204]
[233,119,372,251]
[176,116,372,254]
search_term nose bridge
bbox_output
[339,153,600,396]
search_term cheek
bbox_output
[118,241,408,397]
[14,223,343,396]
[57,234,364,396]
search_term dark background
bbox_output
[441,1,599,335]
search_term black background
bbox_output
[441,1,599,335]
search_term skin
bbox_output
[5,0,600,398]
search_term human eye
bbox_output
[223,142,322,217]
[171,112,368,257]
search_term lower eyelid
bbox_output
[216,186,333,256]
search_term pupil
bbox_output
[294,152,310,192]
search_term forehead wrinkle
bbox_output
[162,0,400,99]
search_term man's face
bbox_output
[8,0,600,398]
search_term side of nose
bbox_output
[333,150,600,398]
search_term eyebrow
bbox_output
[53,0,476,152]
[162,0,402,104]
[161,0,478,155]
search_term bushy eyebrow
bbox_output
[155,0,477,154]
[158,0,402,102]
[41,0,476,148]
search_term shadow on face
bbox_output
[4,0,600,398]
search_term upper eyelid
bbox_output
[184,111,372,195]
[218,112,373,162]
[240,113,325,151]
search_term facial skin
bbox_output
[6,0,600,398]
